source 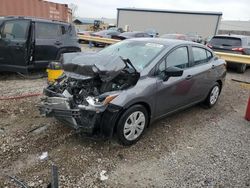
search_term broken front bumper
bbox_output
[39,96,123,138]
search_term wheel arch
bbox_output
[216,80,223,93]
[112,101,152,136]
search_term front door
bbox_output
[0,19,31,72]
[155,46,196,117]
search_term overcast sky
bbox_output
[50,0,250,20]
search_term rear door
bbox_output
[0,19,31,72]
[34,22,62,64]
[189,46,216,100]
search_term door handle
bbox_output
[186,75,192,80]
[55,41,62,45]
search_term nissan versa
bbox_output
[40,38,226,145]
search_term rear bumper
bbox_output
[39,96,123,138]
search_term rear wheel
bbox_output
[237,64,246,73]
[204,83,221,108]
[116,105,148,146]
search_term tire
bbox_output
[204,83,221,108]
[237,64,246,73]
[116,105,148,146]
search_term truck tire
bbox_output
[237,64,246,73]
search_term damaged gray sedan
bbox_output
[40,38,226,145]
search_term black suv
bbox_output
[207,35,250,73]
[0,17,81,73]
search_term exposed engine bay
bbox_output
[40,52,140,133]
[46,53,139,107]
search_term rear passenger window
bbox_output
[210,37,242,46]
[192,47,213,65]
[166,47,189,69]
[36,22,61,39]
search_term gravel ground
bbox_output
[0,48,249,187]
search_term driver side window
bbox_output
[166,47,189,69]
[156,46,189,77]
[2,20,30,40]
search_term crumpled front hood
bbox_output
[62,52,126,82]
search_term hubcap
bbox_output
[123,111,146,141]
[210,86,220,105]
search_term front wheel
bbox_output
[204,83,221,108]
[116,105,148,146]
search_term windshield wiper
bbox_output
[120,57,138,73]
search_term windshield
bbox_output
[210,37,242,46]
[98,40,165,71]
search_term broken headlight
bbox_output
[78,94,119,112]
[87,94,118,107]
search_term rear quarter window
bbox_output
[210,37,242,46]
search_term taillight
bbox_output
[232,47,244,52]
[207,44,213,48]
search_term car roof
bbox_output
[0,16,69,25]
[122,31,145,34]
[162,33,187,36]
[213,34,248,39]
[119,31,148,36]
[127,37,196,46]
[94,30,118,34]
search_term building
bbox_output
[117,8,222,37]
[0,0,72,22]
[219,20,250,36]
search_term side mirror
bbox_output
[163,66,183,81]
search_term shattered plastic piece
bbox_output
[39,152,48,160]
[100,170,109,181]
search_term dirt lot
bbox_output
[0,59,250,187]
